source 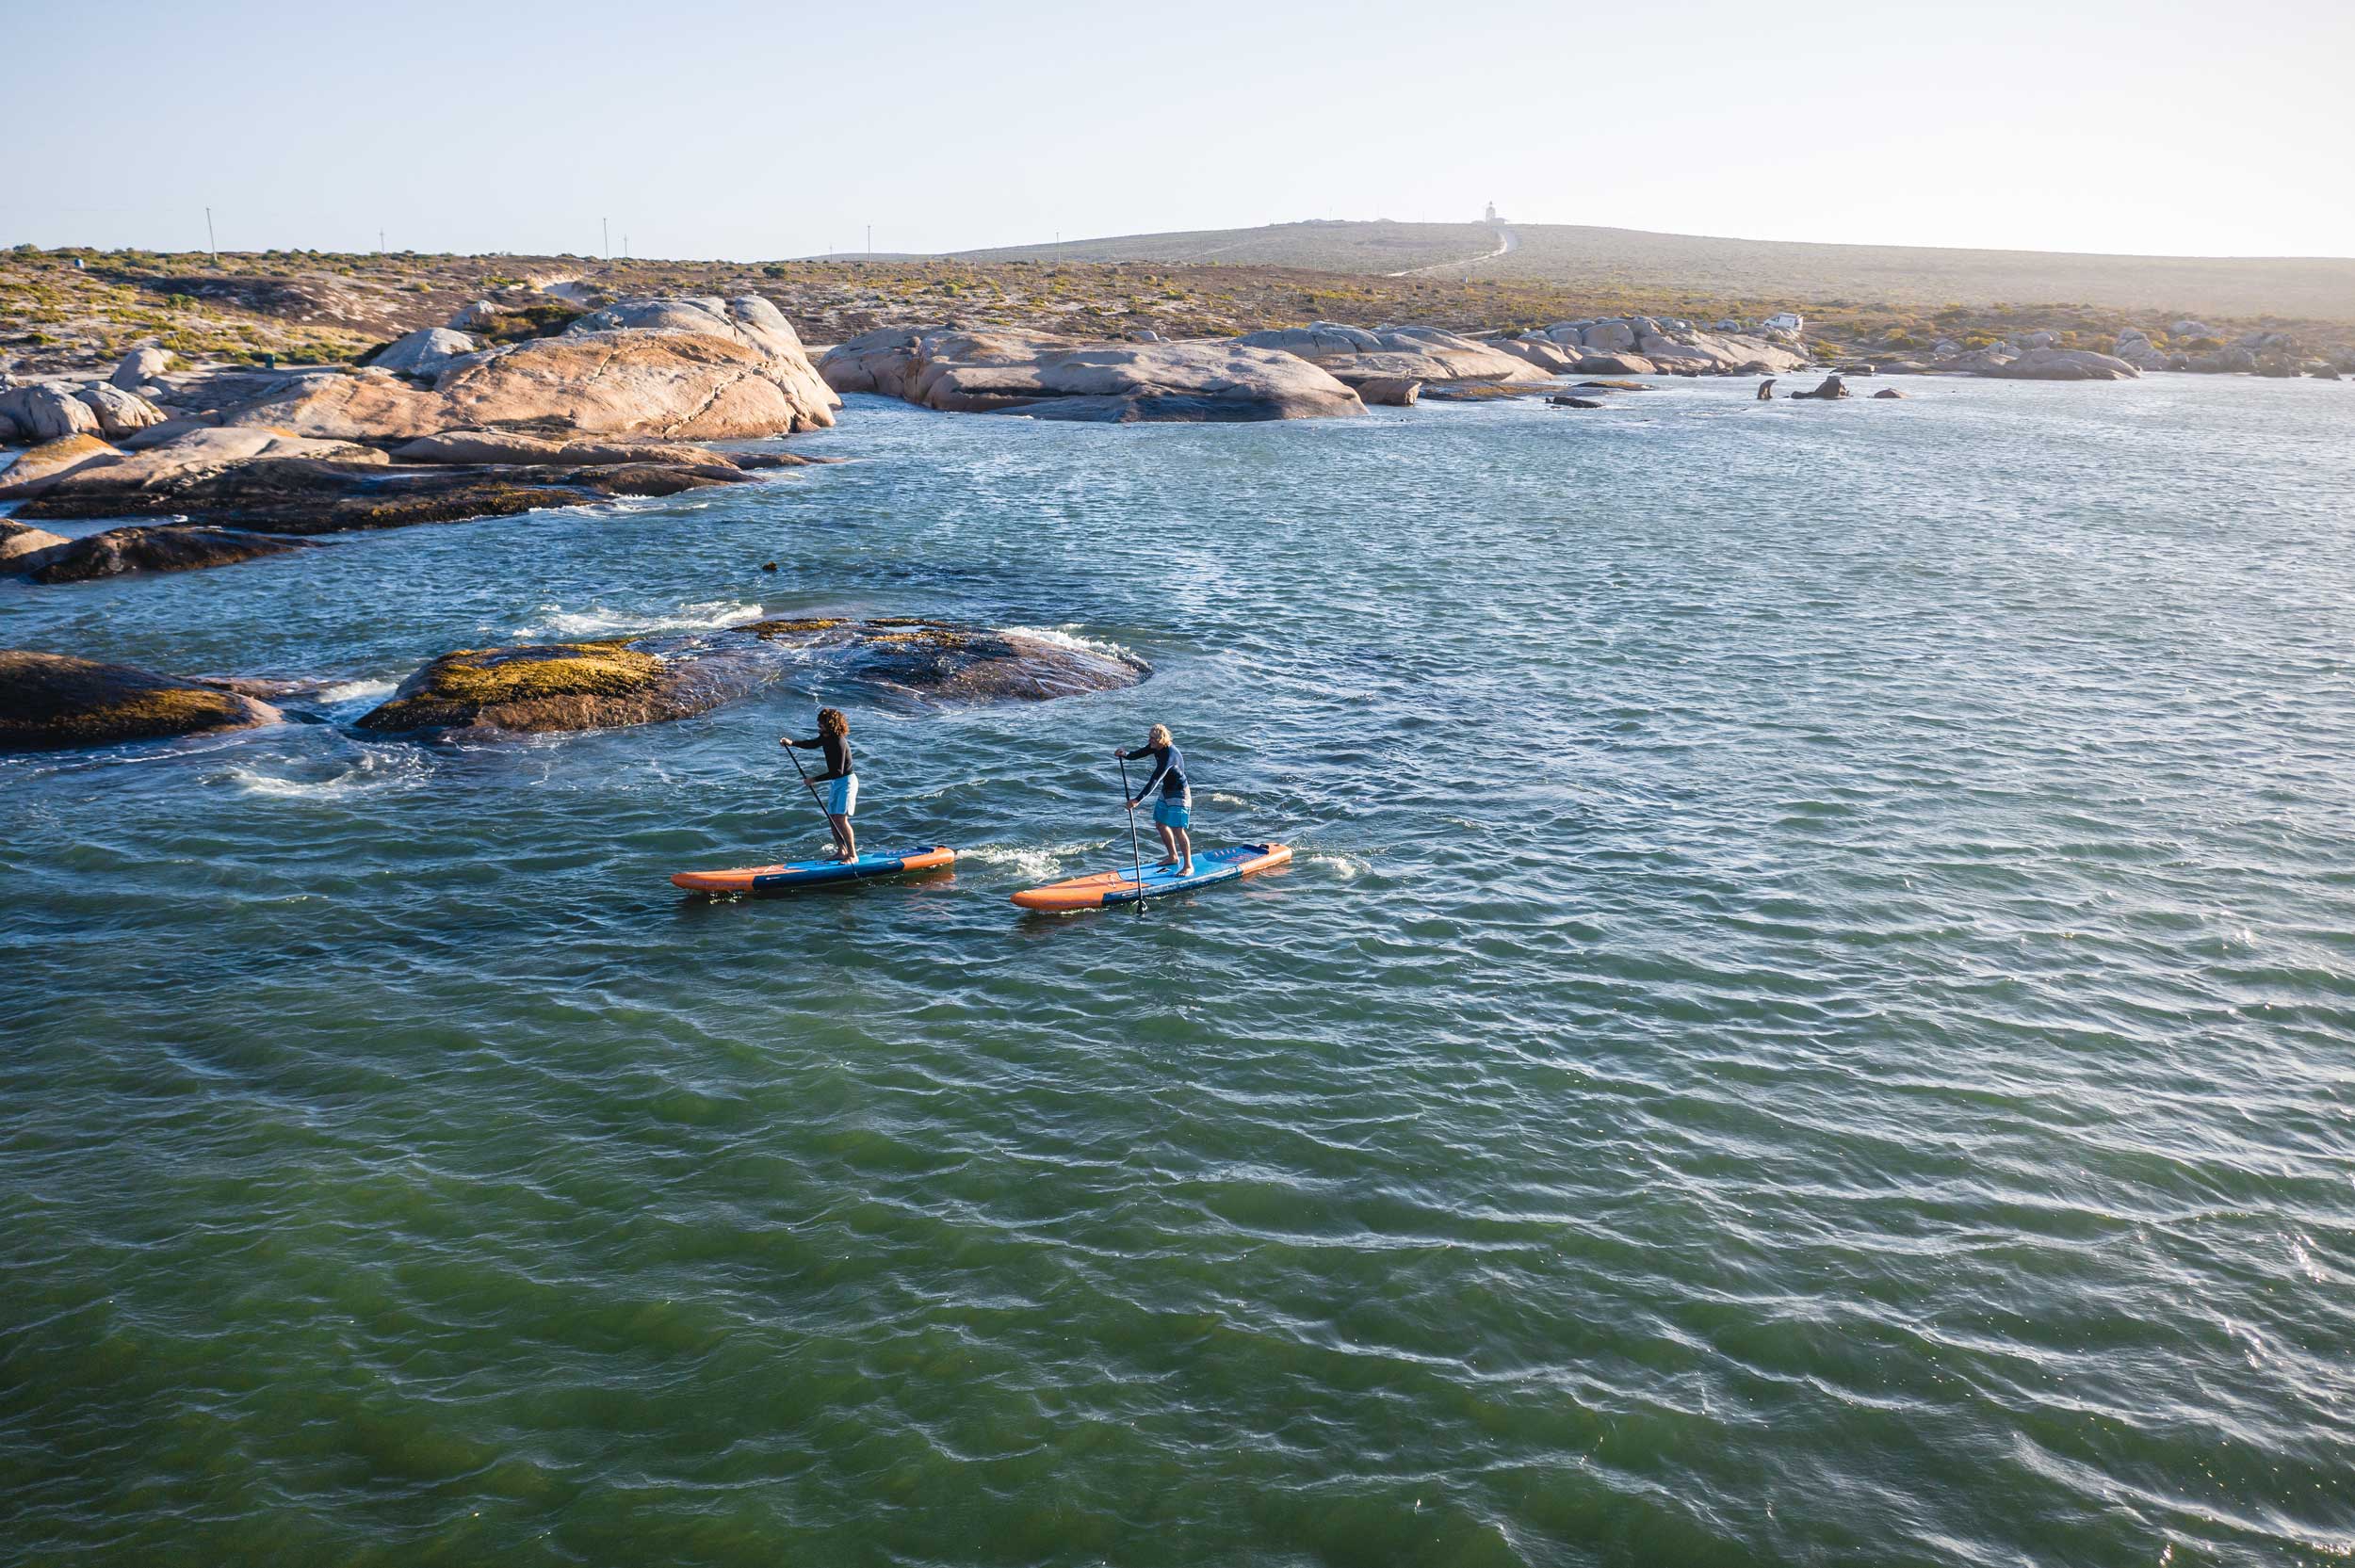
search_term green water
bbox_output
[4,378,2352,1565]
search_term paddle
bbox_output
[1117,752,1148,919]
[781,719,852,862]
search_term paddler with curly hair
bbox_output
[782,706,858,864]
[1114,722,1193,876]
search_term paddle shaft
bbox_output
[1118,754,1147,918]
[783,729,852,858]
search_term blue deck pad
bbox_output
[1104,845,1270,903]
[747,849,942,892]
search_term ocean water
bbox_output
[4,376,2352,1567]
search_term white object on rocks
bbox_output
[372,327,478,381]
[111,347,171,390]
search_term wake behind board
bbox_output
[672,846,955,895]
[1010,843,1291,912]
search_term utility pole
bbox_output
[602,217,609,260]
[624,234,629,259]
[205,207,216,260]
[866,223,872,255]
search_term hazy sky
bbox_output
[8,0,2351,261]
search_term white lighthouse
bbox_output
[1484,201,1499,223]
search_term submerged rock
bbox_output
[821,328,1363,422]
[0,650,282,752]
[356,641,771,736]
[1547,396,1604,409]
[1873,388,1908,399]
[740,617,1149,702]
[18,525,317,585]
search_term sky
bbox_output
[6,0,2352,261]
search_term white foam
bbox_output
[998,624,1139,663]
[317,678,398,704]
[961,841,1098,882]
[515,599,765,639]
[216,748,430,800]
[1308,852,1368,881]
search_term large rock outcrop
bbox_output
[0,651,282,752]
[0,433,122,498]
[1229,324,1551,395]
[0,383,101,443]
[75,383,168,438]
[2114,329,2176,372]
[1994,347,2140,381]
[3,428,386,508]
[1532,316,1810,376]
[208,295,839,442]
[821,328,1363,421]
[8,425,763,542]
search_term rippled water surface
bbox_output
[6,377,2353,1566]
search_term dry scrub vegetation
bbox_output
[3,236,2346,382]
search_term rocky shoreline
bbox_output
[5,274,2347,752]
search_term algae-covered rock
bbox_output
[0,650,283,752]
[741,617,1148,702]
[356,641,768,736]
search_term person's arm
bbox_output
[780,735,832,791]
[1129,746,1172,803]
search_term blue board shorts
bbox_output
[1152,792,1191,831]
[824,774,858,816]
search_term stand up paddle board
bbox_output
[672,846,955,895]
[1010,844,1291,912]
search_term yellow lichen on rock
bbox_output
[414,643,662,704]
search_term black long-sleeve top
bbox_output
[788,733,853,781]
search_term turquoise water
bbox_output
[5,377,2353,1566]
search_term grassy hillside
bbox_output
[961,220,2355,322]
